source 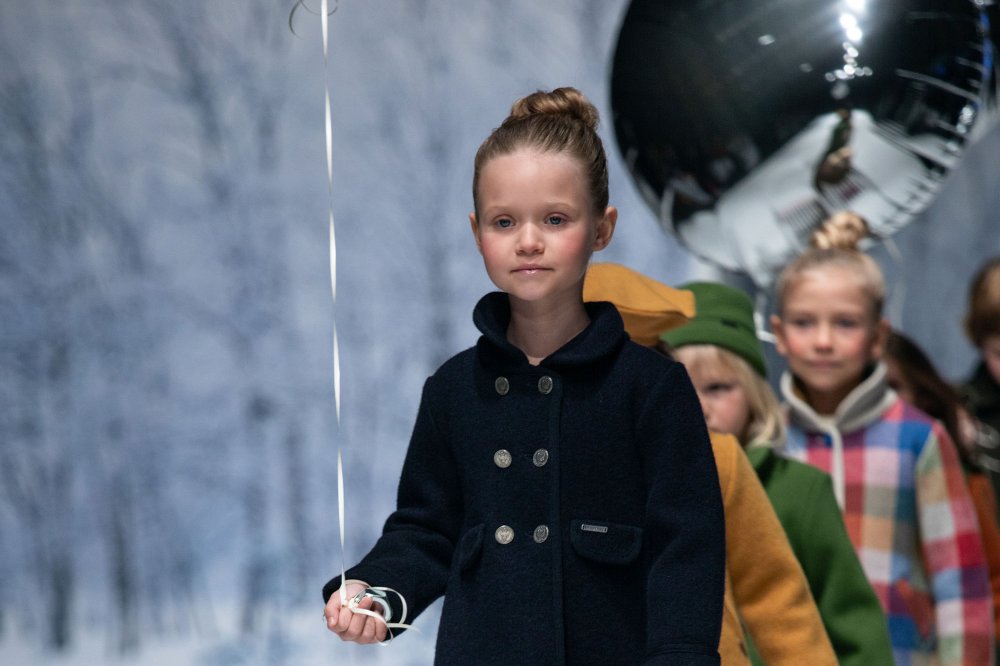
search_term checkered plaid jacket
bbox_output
[780,363,993,666]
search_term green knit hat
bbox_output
[660,282,768,378]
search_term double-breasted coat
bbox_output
[323,293,726,664]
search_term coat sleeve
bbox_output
[322,378,462,626]
[916,422,994,665]
[637,362,725,665]
[967,471,1000,645]
[715,435,837,666]
[796,470,895,666]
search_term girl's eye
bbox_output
[789,317,813,328]
[835,318,860,329]
[495,218,513,229]
[705,382,735,395]
[545,215,566,226]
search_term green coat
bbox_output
[746,447,894,666]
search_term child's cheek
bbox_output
[784,335,809,361]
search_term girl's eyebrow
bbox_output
[480,206,511,217]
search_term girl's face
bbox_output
[771,266,889,415]
[675,349,751,441]
[470,148,616,309]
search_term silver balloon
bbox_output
[611,0,996,288]
[971,2,1000,140]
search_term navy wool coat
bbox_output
[324,293,725,665]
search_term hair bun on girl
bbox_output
[810,211,870,251]
[474,86,610,213]
[507,86,599,131]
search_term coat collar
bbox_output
[781,361,897,434]
[473,292,627,369]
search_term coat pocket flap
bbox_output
[570,519,642,565]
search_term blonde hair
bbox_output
[964,256,1000,347]
[774,211,885,319]
[673,344,785,448]
[472,87,609,216]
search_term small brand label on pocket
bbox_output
[580,524,608,533]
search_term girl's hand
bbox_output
[324,581,389,644]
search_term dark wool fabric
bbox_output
[961,363,1000,515]
[323,292,725,665]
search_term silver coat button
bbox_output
[495,376,510,396]
[494,449,512,468]
[533,525,549,543]
[538,376,553,394]
[532,449,549,467]
[495,525,514,544]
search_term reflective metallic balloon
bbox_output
[611,0,996,287]
[972,2,1000,140]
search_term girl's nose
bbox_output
[516,222,544,254]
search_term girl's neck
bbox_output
[506,296,590,366]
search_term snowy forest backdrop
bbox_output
[1,2,998,665]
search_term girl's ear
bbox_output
[593,206,618,251]
[770,314,789,357]
[869,317,891,360]
[469,212,482,254]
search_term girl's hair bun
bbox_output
[810,211,870,251]
[507,86,599,132]
[776,210,884,317]
[473,86,609,214]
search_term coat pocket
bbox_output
[569,519,643,565]
[455,523,484,573]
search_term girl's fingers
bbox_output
[345,595,374,640]
[361,612,379,643]
[324,604,338,632]
[325,587,391,644]
[323,594,344,632]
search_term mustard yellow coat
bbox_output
[711,433,836,665]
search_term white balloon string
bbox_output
[346,587,415,643]
[332,308,340,422]
[314,0,409,639]
[321,0,329,61]
[317,0,347,609]
[325,90,333,189]
[337,447,346,607]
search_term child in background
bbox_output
[771,216,993,664]
[322,88,726,665]
[960,256,1000,510]
[656,278,892,666]
[884,329,1000,661]
[584,262,837,665]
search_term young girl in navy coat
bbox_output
[322,87,725,665]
